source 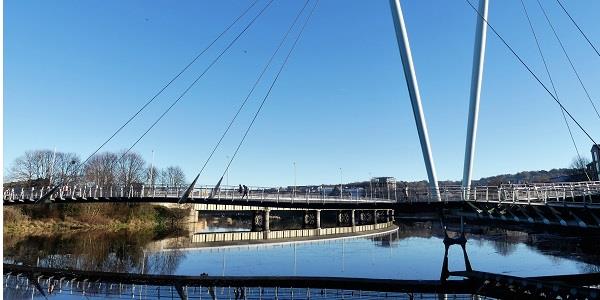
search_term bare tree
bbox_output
[160,166,186,187]
[8,151,39,183]
[8,150,81,186]
[571,156,591,170]
[570,156,592,181]
[83,152,118,186]
[115,150,146,187]
[53,152,81,185]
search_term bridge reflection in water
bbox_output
[4,218,600,300]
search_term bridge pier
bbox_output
[263,208,270,232]
[316,209,321,235]
[251,209,270,232]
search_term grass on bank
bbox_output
[3,203,190,235]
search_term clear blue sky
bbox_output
[4,0,600,186]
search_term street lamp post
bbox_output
[369,172,373,200]
[339,168,343,200]
[293,162,297,199]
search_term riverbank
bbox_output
[3,203,191,236]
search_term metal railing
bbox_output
[2,184,398,205]
[4,181,600,206]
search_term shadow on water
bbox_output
[397,217,600,269]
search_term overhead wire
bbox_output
[519,0,590,180]
[115,0,276,163]
[555,0,600,58]
[463,0,597,146]
[220,0,320,181]
[76,0,260,170]
[36,0,264,203]
[535,0,600,122]
[188,0,312,185]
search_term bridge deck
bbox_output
[4,181,600,209]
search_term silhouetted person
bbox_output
[238,184,243,195]
[243,185,249,199]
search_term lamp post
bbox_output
[339,168,343,200]
[293,162,297,198]
[369,172,373,200]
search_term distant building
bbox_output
[371,177,397,189]
[588,144,600,181]
[369,177,397,199]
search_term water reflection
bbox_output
[4,229,188,276]
[4,216,600,280]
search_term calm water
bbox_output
[5,216,600,281]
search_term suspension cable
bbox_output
[115,0,276,163]
[463,0,597,146]
[555,0,600,58]
[536,0,600,121]
[519,0,590,180]
[78,0,260,169]
[190,0,312,183]
[220,0,320,179]
[36,1,265,202]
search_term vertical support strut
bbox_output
[462,0,489,194]
[389,0,440,200]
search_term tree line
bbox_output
[5,149,187,188]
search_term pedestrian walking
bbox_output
[238,184,243,196]
[243,185,249,199]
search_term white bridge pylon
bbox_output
[388,0,489,201]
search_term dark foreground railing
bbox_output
[4,264,600,299]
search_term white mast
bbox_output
[389,0,441,201]
[462,0,489,196]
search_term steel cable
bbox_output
[536,0,600,121]
[116,0,276,163]
[220,0,320,180]
[555,0,600,58]
[189,0,312,184]
[463,0,597,146]
[519,0,590,180]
